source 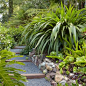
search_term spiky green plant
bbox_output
[0,50,27,86]
[23,3,86,54]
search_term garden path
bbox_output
[9,46,51,86]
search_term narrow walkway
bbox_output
[9,46,51,86]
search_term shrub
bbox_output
[23,3,86,54]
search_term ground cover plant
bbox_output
[23,3,86,54]
[58,41,86,85]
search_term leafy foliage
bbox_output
[23,3,86,54]
[0,50,27,86]
[8,25,25,44]
[0,25,14,50]
[59,41,86,74]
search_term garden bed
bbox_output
[29,49,83,86]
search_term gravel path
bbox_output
[9,47,51,86]
[23,78,51,86]
[11,55,31,60]
[9,62,42,74]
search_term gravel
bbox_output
[22,78,51,86]
[9,62,42,74]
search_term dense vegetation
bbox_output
[0,0,86,86]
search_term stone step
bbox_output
[14,46,26,49]
[9,74,45,79]
[6,60,32,62]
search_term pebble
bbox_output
[60,80,66,86]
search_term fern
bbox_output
[0,50,27,86]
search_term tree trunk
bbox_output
[9,0,13,17]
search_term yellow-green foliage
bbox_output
[0,50,27,86]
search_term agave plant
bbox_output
[0,50,27,86]
[23,3,86,54]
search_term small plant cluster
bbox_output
[8,25,25,45]
[58,42,86,85]
[0,24,25,50]
[0,25,14,50]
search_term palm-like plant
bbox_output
[23,3,86,54]
[0,50,27,86]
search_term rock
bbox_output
[52,68,57,73]
[43,69,47,74]
[40,66,46,71]
[51,81,57,86]
[44,58,51,63]
[48,72,56,80]
[38,59,42,64]
[55,73,63,83]
[40,62,46,66]
[69,73,74,77]
[31,57,34,62]
[60,80,66,86]
[36,59,39,66]
[64,76,69,81]
[67,80,76,86]
[34,56,37,65]
[39,64,41,69]
[39,62,47,70]
[46,65,52,71]
[55,64,59,71]
[32,48,36,54]
[46,74,51,81]
[52,64,55,68]
[48,63,55,68]
[56,71,61,75]
[29,52,34,58]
